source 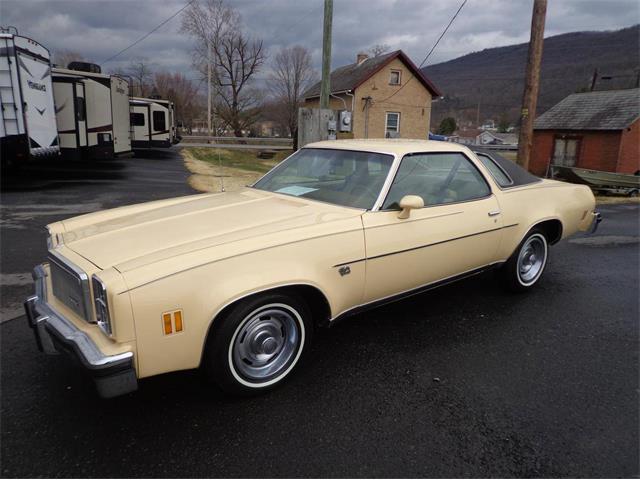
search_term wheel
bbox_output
[204,293,312,395]
[628,189,638,198]
[501,229,549,292]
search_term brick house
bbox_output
[303,50,441,140]
[530,88,640,176]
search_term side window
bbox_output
[382,152,491,209]
[130,112,145,126]
[476,153,513,187]
[75,97,85,122]
[153,111,166,131]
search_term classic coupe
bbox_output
[25,140,601,397]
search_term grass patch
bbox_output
[183,147,292,174]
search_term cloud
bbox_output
[2,0,637,81]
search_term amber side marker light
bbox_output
[162,310,184,335]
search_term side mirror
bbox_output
[398,195,424,219]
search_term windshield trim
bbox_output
[250,147,399,211]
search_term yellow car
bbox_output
[25,140,601,397]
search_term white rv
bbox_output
[52,63,131,160]
[130,96,177,149]
[1,29,59,169]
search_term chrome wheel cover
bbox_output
[517,234,547,286]
[230,304,303,385]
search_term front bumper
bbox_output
[588,211,602,234]
[24,264,137,398]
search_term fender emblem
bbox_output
[338,266,351,277]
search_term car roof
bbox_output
[304,139,473,157]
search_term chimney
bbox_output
[356,52,369,65]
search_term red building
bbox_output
[530,88,639,176]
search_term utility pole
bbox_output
[207,38,212,137]
[319,0,333,109]
[517,0,547,170]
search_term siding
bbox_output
[531,129,627,175]
[617,118,640,174]
[303,57,432,141]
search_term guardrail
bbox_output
[182,136,293,144]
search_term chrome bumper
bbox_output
[24,264,137,398]
[588,211,602,234]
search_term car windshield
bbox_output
[253,148,394,209]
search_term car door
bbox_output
[361,151,504,304]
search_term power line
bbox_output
[102,0,196,64]
[376,0,468,104]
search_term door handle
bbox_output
[488,210,501,217]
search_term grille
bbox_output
[48,251,93,322]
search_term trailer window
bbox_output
[153,111,166,131]
[131,113,145,126]
[75,97,86,122]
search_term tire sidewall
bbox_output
[207,293,312,395]
[515,232,548,288]
[227,302,306,389]
[503,228,549,292]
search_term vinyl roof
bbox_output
[303,50,441,99]
[534,88,640,131]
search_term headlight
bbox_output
[92,275,112,336]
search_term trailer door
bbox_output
[110,76,131,154]
[75,82,87,147]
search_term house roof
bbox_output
[303,50,441,99]
[478,131,518,144]
[534,88,640,131]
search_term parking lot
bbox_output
[1,149,638,477]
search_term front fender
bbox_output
[126,228,365,379]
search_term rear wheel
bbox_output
[205,293,312,395]
[502,229,549,292]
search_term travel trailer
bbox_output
[130,96,177,149]
[1,29,59,169]
[52,63,131,160]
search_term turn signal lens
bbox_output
[174,311,183,332]
[163,313,173,335]
[162,310,184,335]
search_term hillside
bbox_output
[422,25,640,129]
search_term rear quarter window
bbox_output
[476,153,513,187]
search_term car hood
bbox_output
[55,188,363,272]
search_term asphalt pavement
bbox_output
[1,150,638,477]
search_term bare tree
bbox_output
[181,0,265,136]
[153,71,201,128]
[53,50,84,68]
[368,43,391,57]
[269,46,316,145]
[126,58,154,97]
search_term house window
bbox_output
[385,112,400,138]
[552,137,580,166]
[389,70,401,85]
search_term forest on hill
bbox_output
[422,25,639,129]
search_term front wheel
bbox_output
[205,293,312,395]
[502,229,549,292]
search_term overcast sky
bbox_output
[2,0,638,84]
